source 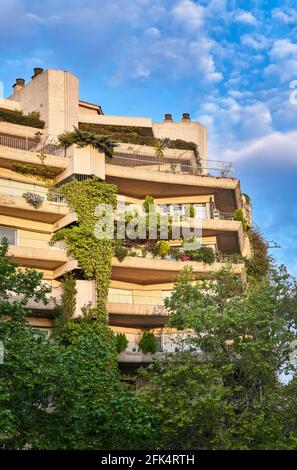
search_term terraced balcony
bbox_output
[0,182,68,222]
[54,255,246,283]
[4,236,67,269]
[0,134,68,175]
[105,150,240,208]
[108,302,168,327]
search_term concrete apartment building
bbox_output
[0,68,252,363]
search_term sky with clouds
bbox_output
[0,0,297,274]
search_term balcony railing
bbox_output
[108,153,235,178]
[0,134,65,157]
[0,182,66,204]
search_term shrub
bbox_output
[233,208,248,232]
[79,123,201,163]
[181,254,190,261]
[143,195,155,214]
[246,228,270,282]
[189,204,195,218]
[114,241,128,262]
[58,127,117,158]
[185,246,215,264]
[0,108,45,128]
[116,333,128,353]
[22,192,44,209]
[156,240,170,258]
[139,331,158,354]
[170,248,182,260]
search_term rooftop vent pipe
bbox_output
[181,113,191,122]
[31,67,44,79]
[164,113,173,122]
[12,78,25,92]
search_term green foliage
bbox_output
[0,108,45,128]
[140,356,231,449]
[0,317,152,449]
[164,138,200,163]
[52,274,77,338]
[79,123,200,163]
[184,245,215,263]
[170,247,182,260]
[139,331,158,354]
[189,204,195,218]
[143,195,155,214]
[246,228,270,283]
[116,333,128,353]
[2,239,297,450]
[233,208,248,231]
[148,265,297,449]
[156,240,170,258]
[0,239,51,324]
[114,240,128,262]
[58,127,117,158]
[242,193,251,205]
[12,162,55,184]
[51,177,117,323]
[155,139,166,170]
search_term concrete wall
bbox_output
[74,280,96,317]
[54,145,105,183]
[0,98,20,111]
[9,70,79,137]
[153,120,208,166]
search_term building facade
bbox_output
[0,68,252,363]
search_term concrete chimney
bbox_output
[12,78,25,92]
[164,113,173,123]
[181,113,191,122]
[31,67,44,79]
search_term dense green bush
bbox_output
[156,240,171,258]
[116,333,128,353]
[79,123,200,163]
[233,208,248,232]
[139,331,158,354]
[114,240,128,262]
[184,246,215,264]
[0,108,45,128]
[58,127,117,158]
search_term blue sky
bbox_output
[0,0,297,274]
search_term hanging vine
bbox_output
[51,177,117,324]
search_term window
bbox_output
[0,227,17,245]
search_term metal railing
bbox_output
[0,182,66,204]
[0,134,65,157]
[108,153,235,178]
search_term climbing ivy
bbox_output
[245,228,271,283]
[233,208,248,232]
[52,273,77,338]
[51,177,117,323]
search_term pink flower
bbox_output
[181,254,190,261]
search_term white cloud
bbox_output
[234,10,257,25]
[221,130,297,167]
[272,8,297,25]
[171,0,205,30]
[241,34,269,51]
[270,39,297,60]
